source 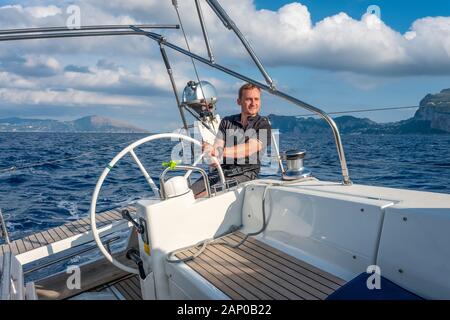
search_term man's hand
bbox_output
[202,142,213,155]
[202,142,219,167]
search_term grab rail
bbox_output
[0,208,11,244]
[159,165,212,199]
[136,30,352,185]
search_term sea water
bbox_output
[0,132,449,242]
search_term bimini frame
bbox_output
[0,0,352,185]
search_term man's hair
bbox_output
[238,83,261,99]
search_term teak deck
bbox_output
[176,232,347,300]
[0,206,136,256]
[93,274,143,300]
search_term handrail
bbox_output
[0,30,152,42]
[159,165,212,199]
[0,25,352,185]
[0,24,179,35]
[134,29,352,185]
[0,208,10,244]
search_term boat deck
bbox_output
[0,206,142,300]
[92,274,143,300]
[175,232,347,300]
[0,206,136,256]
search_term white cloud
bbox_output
[1,1,448,76]
[0,0,449,127]
[25,5,62,18]
[0,52,203,105]
[213,2,450,76]
[0,54,62,77]
[0,87,146,106]
[0,71,36,89]
[0,4,62,19]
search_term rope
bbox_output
[295,105,419,118]
[166,182,273,263]
[165,178,319,264]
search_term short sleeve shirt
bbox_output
[216,113,271,172]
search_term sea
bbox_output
[1,132,450,243]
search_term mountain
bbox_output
[268,115,379,134]
[269,89,450,134]
[413,89,450,133]
[71,116,147,133]
[0,115,148,133]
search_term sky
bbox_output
[0,0,449,131]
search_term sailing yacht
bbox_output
[1,0,449,300]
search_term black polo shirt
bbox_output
[216,113,271,173]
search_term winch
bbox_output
[282,149,312,181]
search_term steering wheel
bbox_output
[90,133,225,275]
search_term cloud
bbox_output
[1,1,449,77]
[0,52,214,106]
[96,59,119,71]
[0,0,449,131]
[0,4,61,18]
[0,54,61,77]
[0,87,146,106]
[0,71,36,89]
[25,5,62,18]
[64,64,92,74]
[211,2,450,76]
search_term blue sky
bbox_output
[0,0,449,131]
[255,0,450,32]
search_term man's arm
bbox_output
[204,138,262,166]
[221,138,262,159]
[205,116,271,163]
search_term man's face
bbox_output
[237,88,261,117]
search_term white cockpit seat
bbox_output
[165,232,346,300]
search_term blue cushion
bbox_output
[326,273,423,300]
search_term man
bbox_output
[191,83,271,197]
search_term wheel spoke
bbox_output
[90,133,226,277]
[184,152,205,179]
[129,149,161,197]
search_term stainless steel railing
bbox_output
[0,20,352,185]
[0,208,11,244]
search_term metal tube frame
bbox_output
[157,42,190,134]
[136,30,352,185]
[0,30,154,42]
[156,41,196,167]
[0,24,352,185]
[205,0,274,88]
[195,0,215,63]
[0,24,179,35]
